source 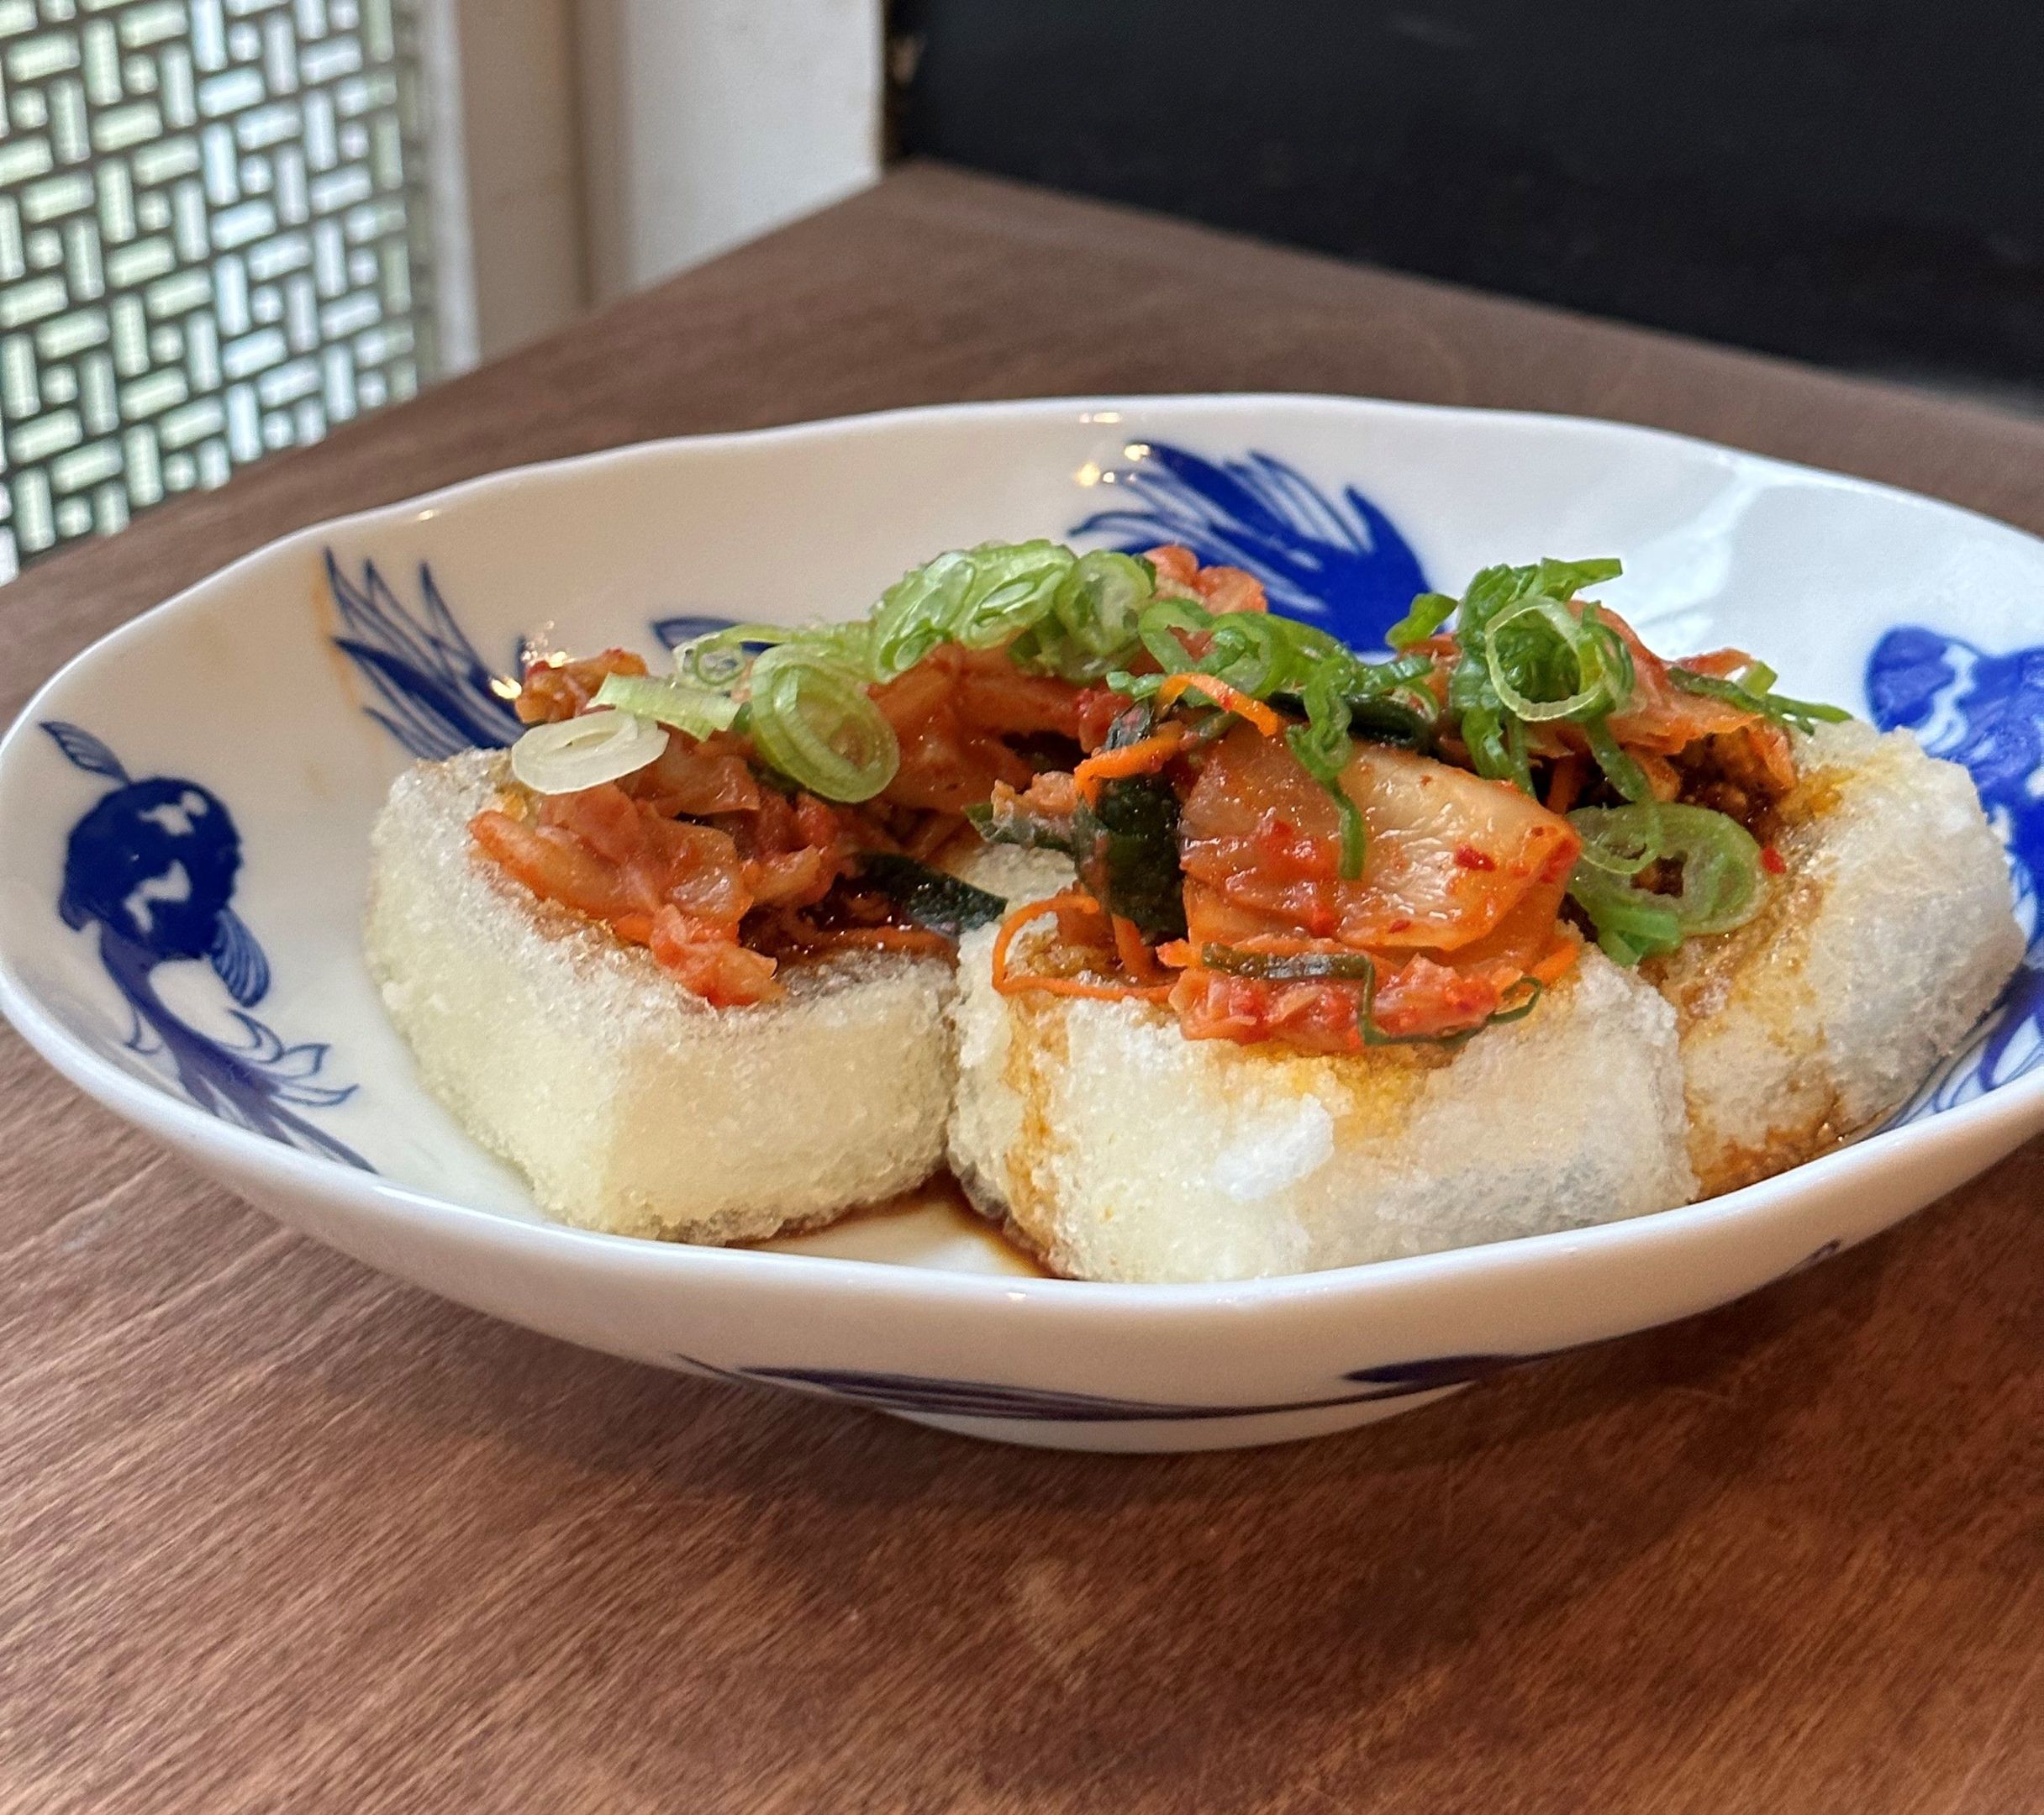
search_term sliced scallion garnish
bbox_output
[1483,596,1631,723]
[670,622,798,688]
[744,644,898,803]
[592,672,741,740]
[1384,591,1459,650]
[508,709,668,795]
[1582,716,1655,803]
[1436,557,1638,797]
[1565,802,1766,963]
[1667,666,1852,733]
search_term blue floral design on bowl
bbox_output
[1867,627,2044,1116]
[677,1351,1525,1421]
[1070,441,1429,645]
[325,550,522,758]
[679,1235,1846,1424]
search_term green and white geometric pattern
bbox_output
[0,0,436,577]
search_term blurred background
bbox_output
[0,0,2036,577]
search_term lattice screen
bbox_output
[0,0,438,579]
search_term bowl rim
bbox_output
[3,389,2039,1318]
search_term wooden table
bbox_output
[3,163,2040,1815]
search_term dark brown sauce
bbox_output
[748,1171,1049,1277]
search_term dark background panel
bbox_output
[893,0,2044,397]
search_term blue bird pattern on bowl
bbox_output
[677,1350,1531,1422]
[677,1237,1849,1423]
[1866,626,2044,1117]
[326,550,522,758]
[1069,441,1430,646]
[45,721,369,1169]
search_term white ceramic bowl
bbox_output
[3,396,2039,1451]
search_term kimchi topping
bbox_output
[477,542,1848,1032]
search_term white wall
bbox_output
[574,0,884,303]
[426,0,883,362]
[455,0,589,357]
[421,0,587,368]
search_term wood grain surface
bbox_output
[2,163,2040,1815]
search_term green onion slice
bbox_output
[870,550,977,680]
[1484,597,1617,722]
[1582,717,1655,804]
[1281,675,1367,879]
[743,644,899,802]
[1572,803,1663,877]
[1566,802,1766,962]
[1667,666,1852,732]
[1434,557,1634,797]
[1009,550,1153,681]
[672,623,795,689]
[1200,610,1292,696]
[592,672,741,740]
[508,709,668,795]
[959,541,1078,646]
[1385,591,1459,649]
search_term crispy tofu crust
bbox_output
[946,932,1696,1283]
[1648,721,2024,1194]
[366,750,954,1242]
